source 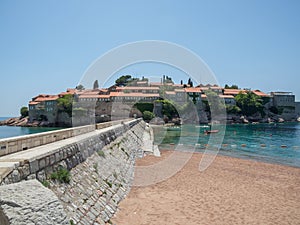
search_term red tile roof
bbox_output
[29,101,39,105]
[110,92,159,97]
[174,89,185,92]
[165,91,176,95]
[223,89,246,95]
[185,87,202,93]
[33,95,59,102]
[219,94,235,99]
[116,86,159,91]
[78,94,110,99]
[252,90,269,97]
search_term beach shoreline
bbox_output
[112,150,300,225]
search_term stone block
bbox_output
[38,159,46,169]
[29,160,39,174]
[50,154,56,165]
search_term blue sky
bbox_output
[0,0,299,116]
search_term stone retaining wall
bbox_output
[0,119,142,185]
[0,119,130,157]
[51,121,146,224]
[0,119,150,224]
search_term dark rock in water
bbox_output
[0,117,31,127]
[149,117,165,125]
[0,117,23,126]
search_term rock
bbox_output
[240,116,249,124]
[149,117,165,125]
[0,180,69,225]
[297,117,300,122]
[0,117,29,127]
[278,118,284,123]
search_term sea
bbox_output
[1,116,299,168]
[153,122,300,168]
[0,117,60,139]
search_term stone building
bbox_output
[28,95,59,124]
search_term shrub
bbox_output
[41,180,50,188]
[142,111,155,122]
[20,106,29,117]
[97,150,105,158]
[50,167,71,183]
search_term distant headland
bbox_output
[1,75,300,127]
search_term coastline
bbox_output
[112,150,300,225]
[0,117,67,127]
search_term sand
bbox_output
[112,151,300,225]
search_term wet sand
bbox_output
[112,150,300,225]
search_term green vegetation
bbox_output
[226,105,241,114]
[187,78,193,87]
[155,99,178,119]
[75,84,85,91]
[235,91,263,116]
[134,102,154,114]
[97,149,106,158]
[93,79,99,89]
[142,111,155,122]
[57,94,73,117]
[41,180,50,188]
[104,179,113,188]
[70,219,75,225]
[115,75,135,86]
[224,84,239,89]
[163,75,173,84]
[93,163,98,173]
[50,167,71,183]
[20,106,29,117]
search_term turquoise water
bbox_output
[153,123,300,168]
[0,117,60,139]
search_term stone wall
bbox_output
[0,119,129,157]
[51,122,146,224]
[0,119,142,185]
[0,119,151,224]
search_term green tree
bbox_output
[235,91,263,116]
[20,106,29,117]
[115,75,133,86]
[93,80,99,89]
[57,94,73,117]
[133,103,154,114]
[226,105,241,114]
[187,78,193,87]
[155,99,178,119]
[76,84,85,91]
[142,111,155,122]
[225,84,239,89]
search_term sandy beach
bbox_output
[112,150,300,225]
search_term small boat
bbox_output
[204,129,219,134]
